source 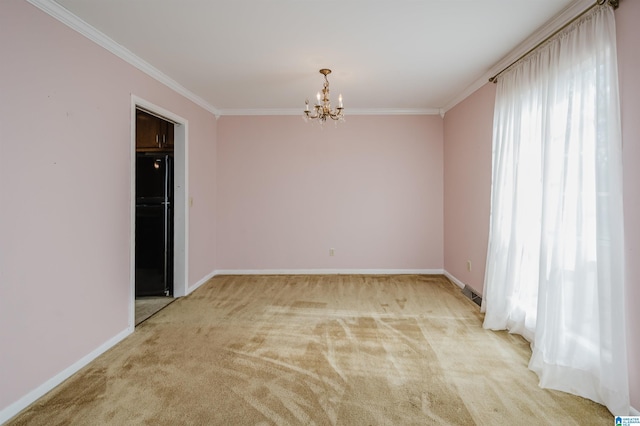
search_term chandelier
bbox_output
[303,69,344,122]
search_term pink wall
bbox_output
[2,0,637,418]
[443,83,496,293]
[216,115,443,271]
[442,0,640,410]
[0,0,217,415]
[186,115,218,289]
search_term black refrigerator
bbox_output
[135,153,173,297]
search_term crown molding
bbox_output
[218,108,303,116]
[486,0,594,82]
[441,0,594,114]
[28,0,594,118]
[440,73,494,114]
[346,108,442,116]
[26,0,221,117]
[24,0,444,118]
[218,107,442,117]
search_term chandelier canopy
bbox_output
[304,69,344,122]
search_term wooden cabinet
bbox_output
[136,109,174,151]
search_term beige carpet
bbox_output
[8,275,612,425]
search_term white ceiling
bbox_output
[46,0,585,115]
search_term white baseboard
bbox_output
[443,270,467,289]
[0,327,131,424]
[213,269,444,276]
[186,269,217,295]
[443,270,484,297]
[631,405,640,416]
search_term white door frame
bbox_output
[129,95,189,329]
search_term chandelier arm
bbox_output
[329,110,344,120]
[305,110,319,119]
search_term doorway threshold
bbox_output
[135,297,175,326]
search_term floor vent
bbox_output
[461,285,482,307]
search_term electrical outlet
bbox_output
[467,260,472,272]
[329,248,335,256]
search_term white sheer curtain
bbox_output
[482,5,629,415]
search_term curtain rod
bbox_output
[489,0,619,83]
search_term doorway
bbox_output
[135,111,174,298]
[130,97,188,328]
